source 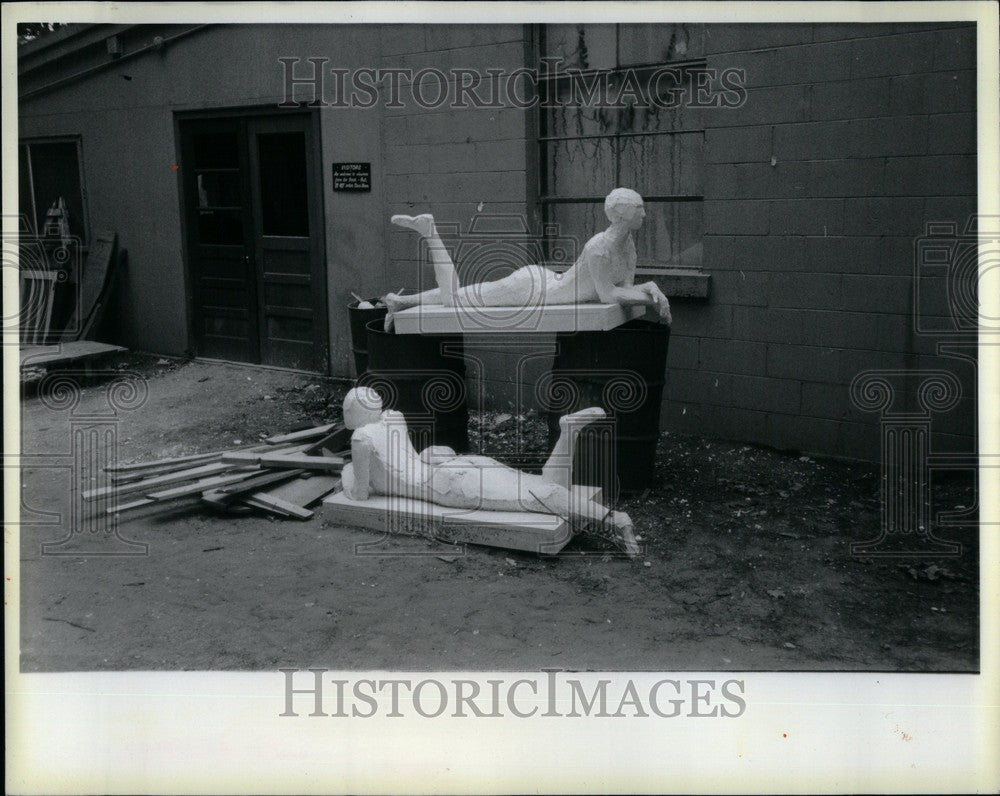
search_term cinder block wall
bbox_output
[20,22,976,461]
[378,25,545,413]
[664,22,977,459]
[381,22,977,461]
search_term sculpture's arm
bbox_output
[588,251,671,323]
[587,251,656,306]
[347,432,374,501]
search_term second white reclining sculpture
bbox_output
[384,187,672,333]
[325,387,639,556]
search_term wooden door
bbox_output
[180,118,259,363]
[180,112,326,371]
[247,115,326,370]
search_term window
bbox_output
[256,131,309,237]
[190,130,245,246]
[19,138,88,243]
[538,24,705,269]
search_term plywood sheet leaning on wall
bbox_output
[59,230,117,342]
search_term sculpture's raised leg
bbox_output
[542,407,607,491]
[537,407,639,557]
[390,212,459,305]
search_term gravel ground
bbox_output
[17,354,979,671]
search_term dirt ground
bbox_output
[18,354,979,672]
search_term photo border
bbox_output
[4,2,998,793]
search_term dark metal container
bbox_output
[361,318,469,453]
[543,318,670,497]
[347,298,389,377]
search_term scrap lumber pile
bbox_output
[21,229,128,375]
[95,423,351,521]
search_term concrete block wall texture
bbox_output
[18,24,394,370]
[380,22,977,463]
[394,22,978,461]
[660,21,978,461]
[378,24,540,410]
[18,22,979,463]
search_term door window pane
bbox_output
[191,132,240,169]
[196,171,241,208]
[257,132,309,237]
[197,209,244,245]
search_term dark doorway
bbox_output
[178,111,327,371]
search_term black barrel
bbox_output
[361,318,469,453]
[348,299,389,377]
[542,319,670,496]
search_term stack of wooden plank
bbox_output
[95,423,351,521]
[20,231,129,374]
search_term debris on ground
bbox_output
[900,563,961,582]
[96,423,350,521]
[20,355,980,671]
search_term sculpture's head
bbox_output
[343,386,383,429]
[605,188,645,230]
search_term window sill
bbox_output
[637,267,711,299]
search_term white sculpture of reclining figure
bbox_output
[383,187,672,331]
[340,387,639,556]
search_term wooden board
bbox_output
[214,468,305,498]
[59,230,116,342]
[322,485,602,555]
[220,444,312,464]
[105,497,156,515]
[241,495,295,518]
[19,269,58,345]
[83,461,239,501]
[19,341,126,369]
[79,246,126,340]
[244,493,313,520]
[302,426,351,455]
[200,489,236,510]
[145,469,260,501]
[108,450,222,476]
[107,440,309,477]
[222,451,343,470]
[265,423,338,445]
[262,474,340,508]
[392,302,644,335]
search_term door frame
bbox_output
[173,105,329,373]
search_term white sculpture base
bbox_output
[323,485,603,555]
[392,303,644,335]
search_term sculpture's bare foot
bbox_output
[559,406,606,431]
[382,292,405,332]
[391,213,436,238]
[612,511,640,558]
